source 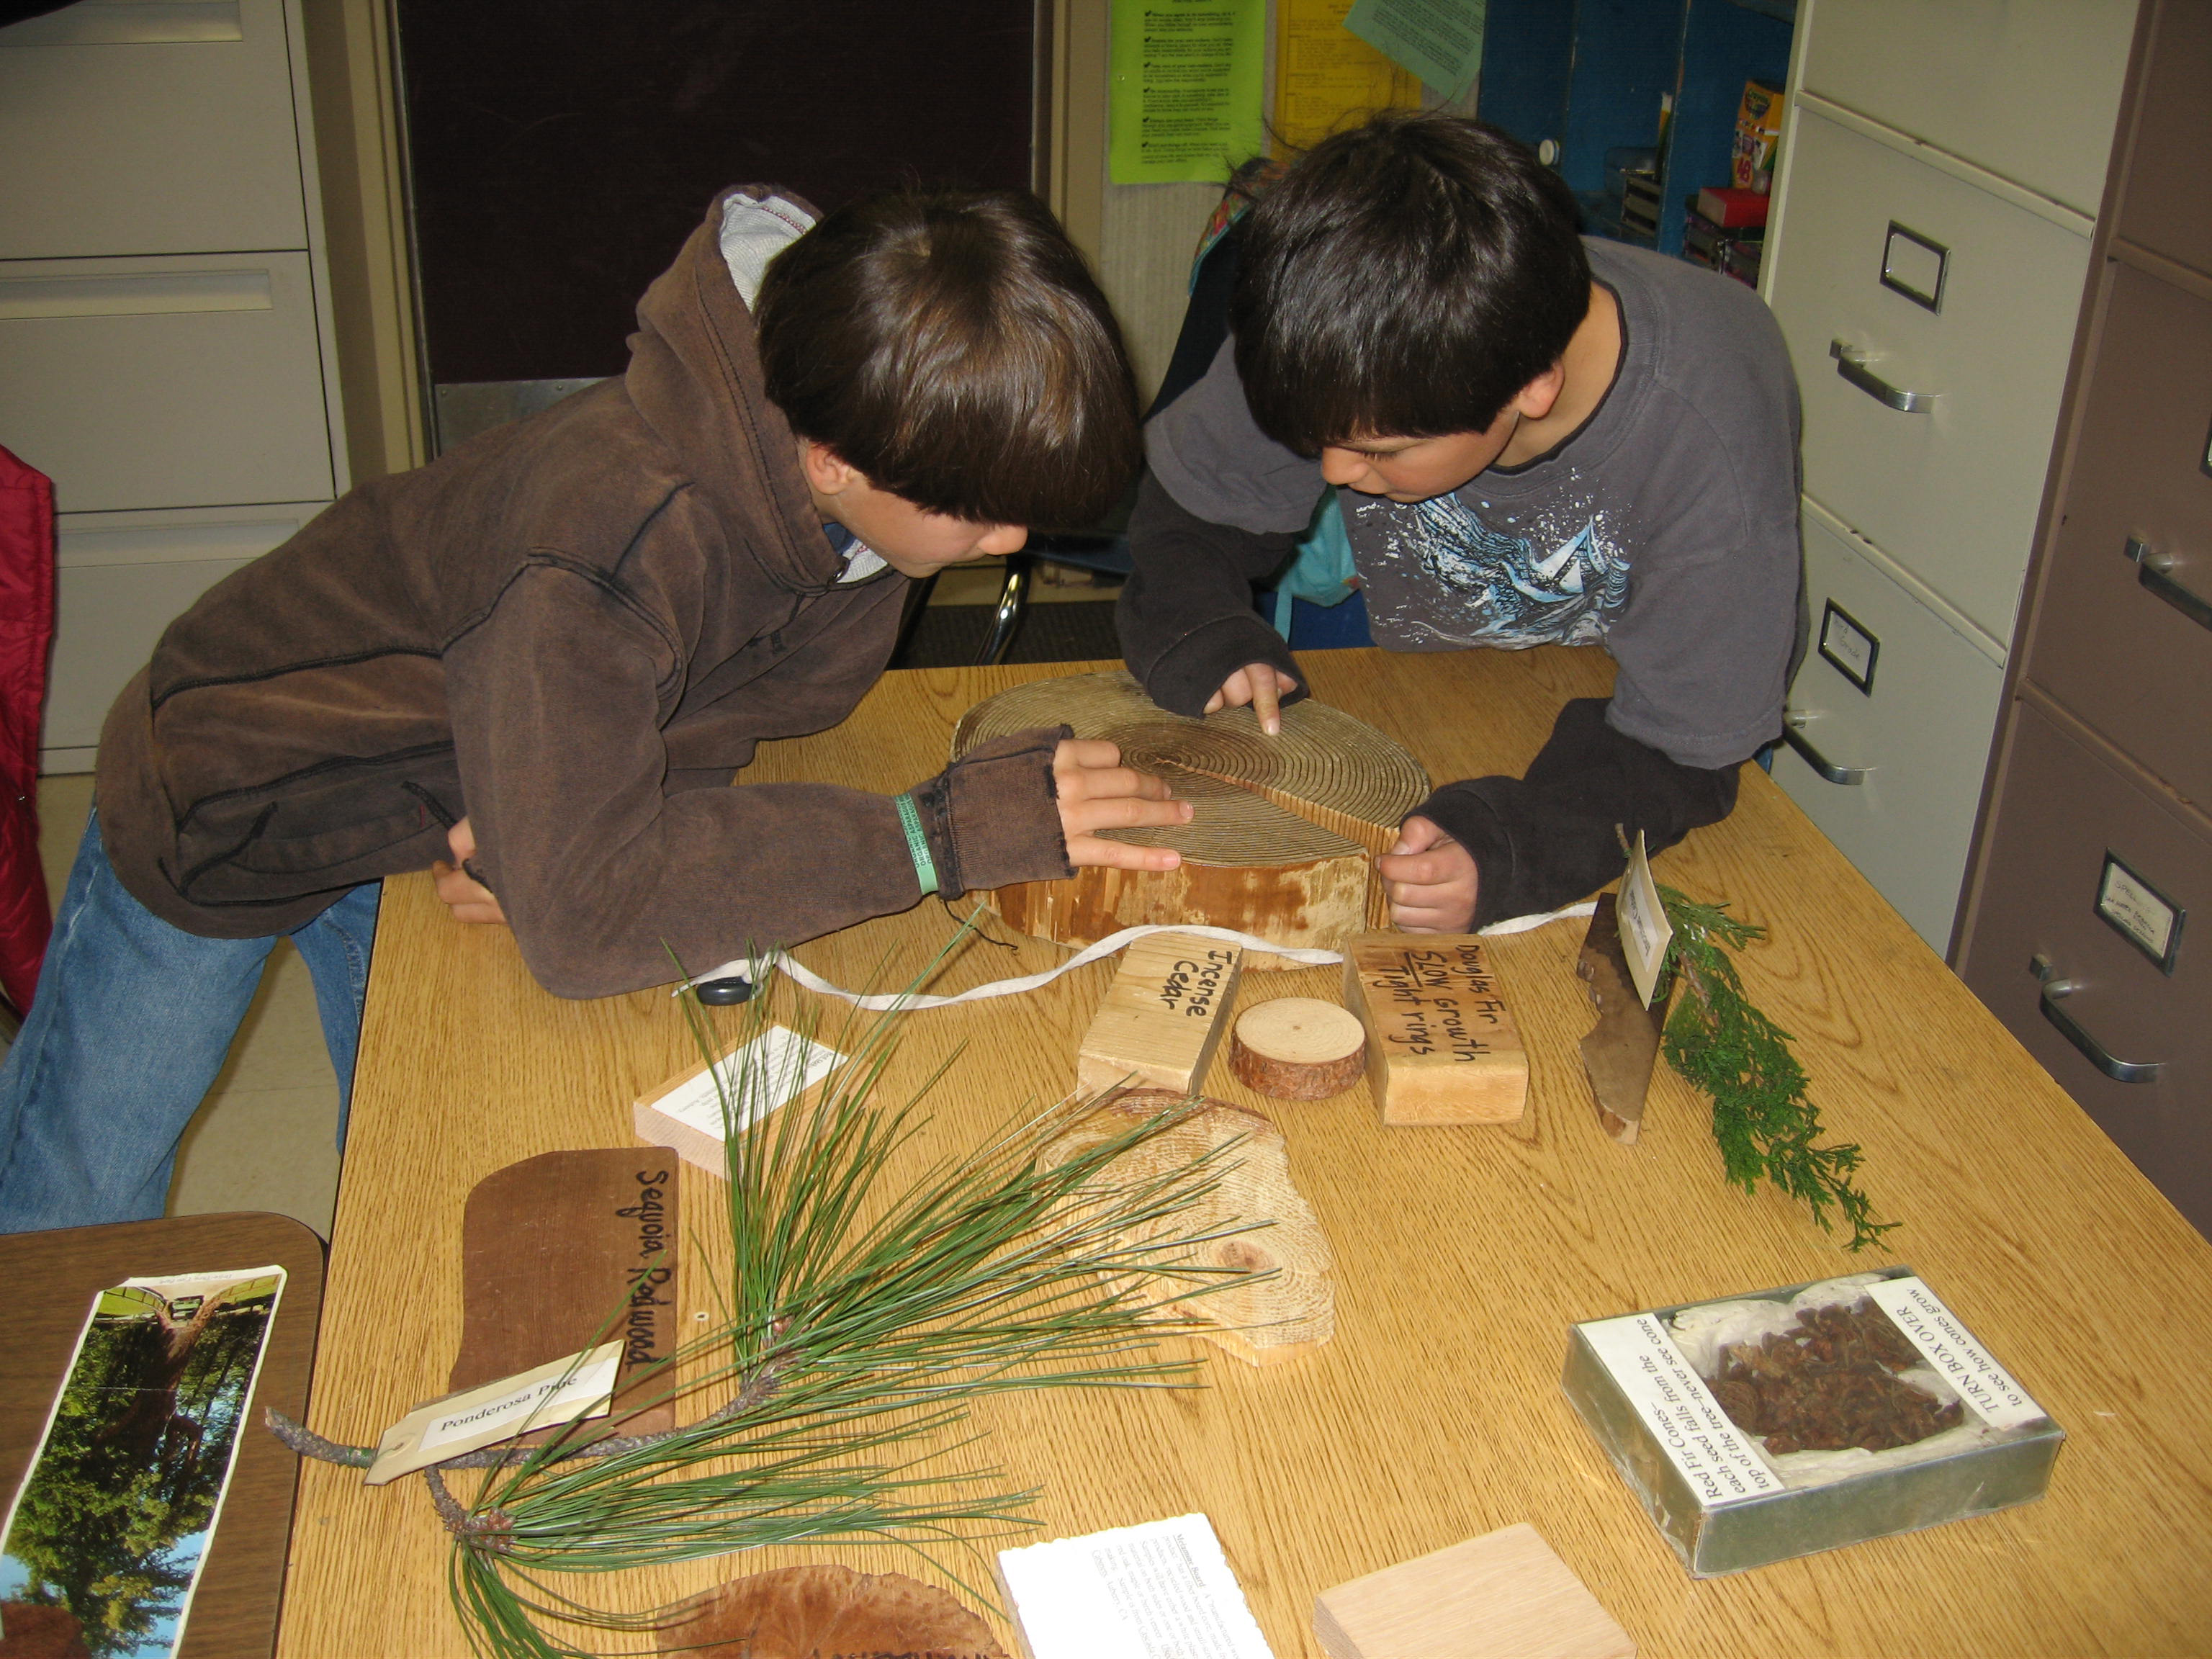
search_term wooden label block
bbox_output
[634,1025,846,1177]
[1313,1523,1636,1659]
[451,1149,682,1439]
[1342,932,1527,1125]
[1076,931,1244,1097]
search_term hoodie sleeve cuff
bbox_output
[1141,615,1307,719]
[907,724,1074,898]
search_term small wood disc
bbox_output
[1229,998,1367,1100]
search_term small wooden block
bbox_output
[1313,1524,1636,1659]
[452,1149,682,1439]
[1342,932,1528,1125]
[634,1024,845,1177]
[1076,932,1244,1097]
[1229,997,1367,1100]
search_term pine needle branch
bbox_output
[1655,884,1897,1254]
[434,938,1264,1658]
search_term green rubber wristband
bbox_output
[894,792,940,896]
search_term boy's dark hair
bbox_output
[757,190,1140,529]
[1232,112,1591,456]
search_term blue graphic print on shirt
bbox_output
[1354,487,1630,649]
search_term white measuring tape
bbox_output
[680,900,1597,1012]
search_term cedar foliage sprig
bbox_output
[1654,884,1897,1252]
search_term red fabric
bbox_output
[0,446,55,1016]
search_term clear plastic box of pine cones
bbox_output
[1562,1267,2064,1575]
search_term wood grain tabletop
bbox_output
[276,649,2212,1657]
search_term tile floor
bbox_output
[26,565,1118,1242]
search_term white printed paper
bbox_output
[998,1514,1275,1659]
[1580,1313,1784,1507]
[366,1341,623,1485]
[650,1025,844,1143]
[1616,832,1673,1008]
[1863,1277,2048,1430]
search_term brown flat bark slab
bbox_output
[655,1565,1007,1658]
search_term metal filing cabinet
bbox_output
[1758,0,2139,950]
[1956,0,2212,1238]
[0,0,346,772]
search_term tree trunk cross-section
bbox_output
[1041,1089,1336,1367]
[954,673,1430,964]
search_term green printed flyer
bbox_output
[1110,0,1267,184]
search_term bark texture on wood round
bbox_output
[1229,998,1367,1100]
[955,672,1429,961]
[1040,1088,1335,1365]
[655,1564,1007,1658]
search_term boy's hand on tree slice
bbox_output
[1053,739,1191,871]
[1379,814,1479,932]
[1203,663,1300,735]
[431,817,509,926]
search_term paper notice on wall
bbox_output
[998,1513,1275,1658]
[1345,0,1488,99]
[1274,0,1421,154]
[1110,0,1267,184]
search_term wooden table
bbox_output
[0,1212,323,1659]
[277,650,2212,1657]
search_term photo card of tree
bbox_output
[0,1265,287,1659]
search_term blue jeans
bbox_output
[0,809,380,1233]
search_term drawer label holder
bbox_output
[2095,853,2182,974]
[1817,599,1880,694]
[1880,222,1948,313]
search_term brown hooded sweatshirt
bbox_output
[94,186,1071,997]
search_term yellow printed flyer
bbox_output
[1274,0,1421,154]
[1110,0,1267,184]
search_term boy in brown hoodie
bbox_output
[0,186,1183,1233]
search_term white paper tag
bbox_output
[997,1513,1275,1659]
[1616,832,1674,1009]
[1863,1277,2048,1430]
[1580,1313,1784,1507]
[366,1341,623,1485]
[650,1025,845,1143]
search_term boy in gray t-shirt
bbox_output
[1119,112,1802,930]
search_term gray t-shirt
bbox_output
[1145,239,1802,770]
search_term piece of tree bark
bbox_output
[655,1564,1006,1658]
[1043,1089,1335,1366]
[1578,892,1662,1144]
[1229,997,1367,1100]
[451,1150,680,1440]
[955,672,1428,964]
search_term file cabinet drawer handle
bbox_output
[2125,537,2212,632]
[1830,339,1938,413]
[2030,955,2164,1084]
[1781,715,1871,784]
